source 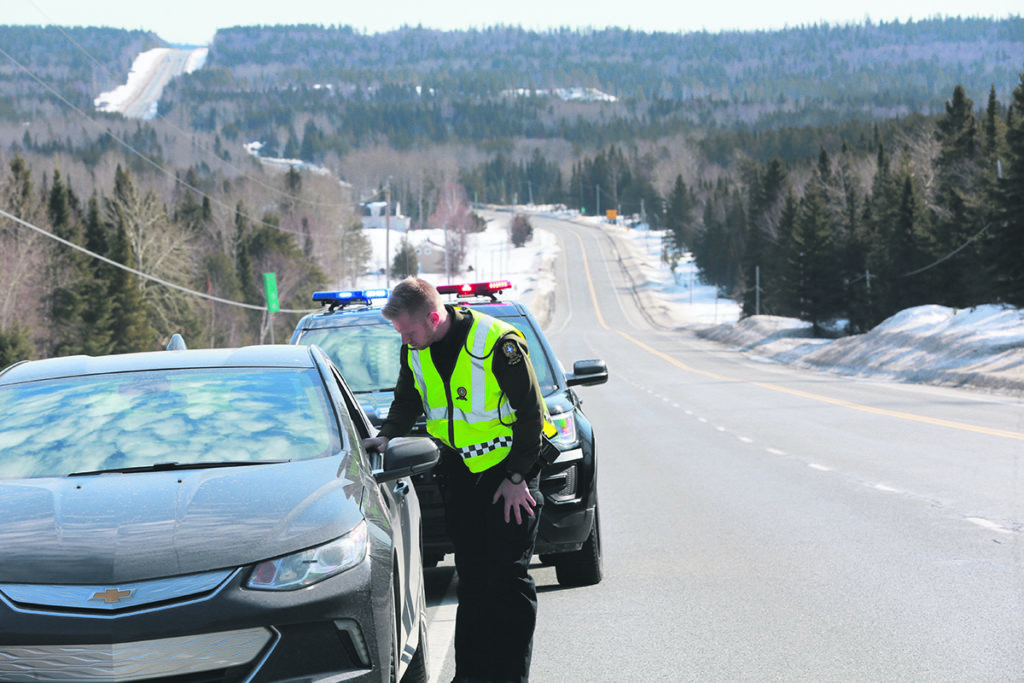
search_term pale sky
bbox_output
[6,0,1021,46]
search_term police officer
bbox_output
[363,277,548,683]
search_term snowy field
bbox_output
[358,211,1023,397]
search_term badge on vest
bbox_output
[456,386,469,401]
[502,340,523,365]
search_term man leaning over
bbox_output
[363,277,550,683]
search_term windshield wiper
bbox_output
[67,460,291,477]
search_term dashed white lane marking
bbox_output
[767,448,786,456]
[872,483,902,493]
[965,517,1011,534]
[808,463,831,471]
[738,436,753,444]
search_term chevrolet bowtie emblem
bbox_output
[90,587,134,604]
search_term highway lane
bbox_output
[426,212,1023,681]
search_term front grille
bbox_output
[0,628,274,682]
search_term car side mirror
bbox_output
[565,359,608,387]
[374,437,439,483]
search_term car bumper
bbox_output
[0,558,392,683]
[416,446,595,560]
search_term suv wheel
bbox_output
[553,510,602,586]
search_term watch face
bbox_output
[509,473,523,484]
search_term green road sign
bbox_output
[263,272,279,313]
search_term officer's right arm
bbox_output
[378,346,423,440]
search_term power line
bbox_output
[0,207,316,314]
[900,222,993,278]
[21,4,353,210]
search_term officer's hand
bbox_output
[362,436,390,454]
[492,478,537,525]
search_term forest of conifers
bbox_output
[0,18,1022,365]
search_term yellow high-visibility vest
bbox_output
[409,310,520,473]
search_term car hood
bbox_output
[0,456,365,585]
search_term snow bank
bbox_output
[698,305,1024,394]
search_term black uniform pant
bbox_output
[439,449,542,683]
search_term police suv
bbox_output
[290,280,608,586]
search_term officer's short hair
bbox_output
[383,277,442,320]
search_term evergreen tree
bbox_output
[933,84,985,306]
[785,185,843,335]
[664,175,696,254]
[991,72,1024,305]
[46,169,91,356]
[391,237,418,279]
[80,195,115,356]
[0,323,33,367]
[742,158,788,316]
[107,214,157,354]
[763,191,799,317]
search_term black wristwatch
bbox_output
[507,472,524,485]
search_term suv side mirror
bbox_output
[565,359,608,387]
[374,437,439,483]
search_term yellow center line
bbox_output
[568,225,1024,442]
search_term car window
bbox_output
[299,326,403,393]
[300,314,559,394]
[0,368,342,479]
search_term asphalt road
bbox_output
[118,49,194,119]
[425,212,1024,682]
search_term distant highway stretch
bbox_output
[98,48,205,120]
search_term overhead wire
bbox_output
[0,46,351,241]
[0,207,317,314]
[23,0,355,210]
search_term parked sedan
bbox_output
[0,340,437,683]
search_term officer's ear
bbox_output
[428,310,441,327]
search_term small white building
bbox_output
[360,201,410,232]
[414,238,449,274]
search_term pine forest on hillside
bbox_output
[1,18,1023,365]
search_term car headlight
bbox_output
[549,410,577,448]
[247,520,368,590]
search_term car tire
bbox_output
[401,618,429,683]
[388,584,400,683]
[553,510,602,587]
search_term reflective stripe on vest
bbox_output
[408,310,519,473]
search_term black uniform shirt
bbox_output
[379,305,545,477]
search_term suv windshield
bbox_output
[300,314,558,394]
[0,368,341,479]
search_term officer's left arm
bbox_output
[493,333,545,479]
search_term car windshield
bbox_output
[299,314,558,394]
[0,367,341,479]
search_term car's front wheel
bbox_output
[553,510,602,586]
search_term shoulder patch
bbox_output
[502,339,523,365]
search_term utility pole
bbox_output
[385,177,391,287]
[756,266,761,316]
[596,185,601,218]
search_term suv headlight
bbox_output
[549,410,577,448]
[247,520,368,590]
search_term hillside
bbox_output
[155,19,1024,156]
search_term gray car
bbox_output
[0,340,437,682]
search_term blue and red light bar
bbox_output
[436,280,512,298]
[312,288,389,310]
